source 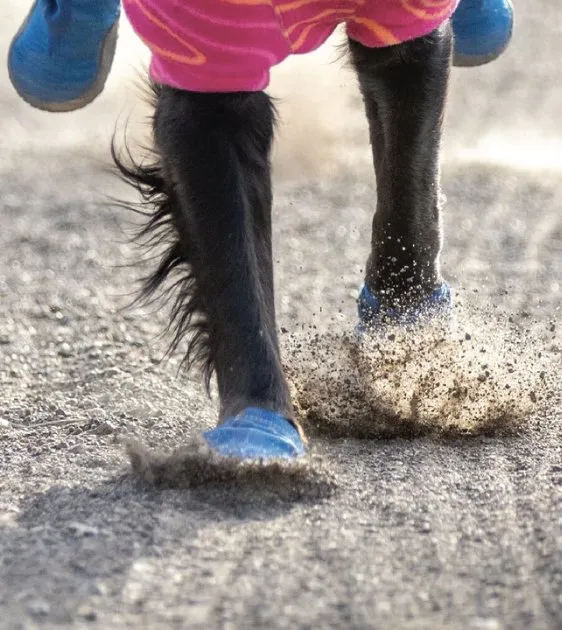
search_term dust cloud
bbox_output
[284,298,559,439]
[127,437,336,500]
[128,296,559,490]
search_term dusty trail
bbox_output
[1,1,561,628]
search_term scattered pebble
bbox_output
[27,599,50,617]
[77,604,98,621]
[67,522,100,537]
[58,343,72,358]
[93,421,116,436]
[469,618,501,630]
[67,443,86,454]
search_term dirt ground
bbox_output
[1,1,561,628]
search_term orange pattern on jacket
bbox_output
[123,0,458,91]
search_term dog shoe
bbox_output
[452,0,514,67]
[356,282,453,334]
[203,407,306,461]
[8,0,120,112]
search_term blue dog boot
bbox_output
[452,0,514,67]
[357,282,453,334]
[8,0,120,112]
[203,407,306,461]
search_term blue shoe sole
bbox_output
[8,1,119,112]
[452,0,514,67]
[203,407,306,461]
[453,28,513,67]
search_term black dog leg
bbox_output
[350,25,453,314]
[117,87,304,458]
[154,88,290,418]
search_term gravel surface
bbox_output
[1,1,561,629]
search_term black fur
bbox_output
[114,87,291,421]
[350,24,452,305]
[113,25,453,427]
[112,84,214,390]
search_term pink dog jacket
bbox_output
[123,0,459,92]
